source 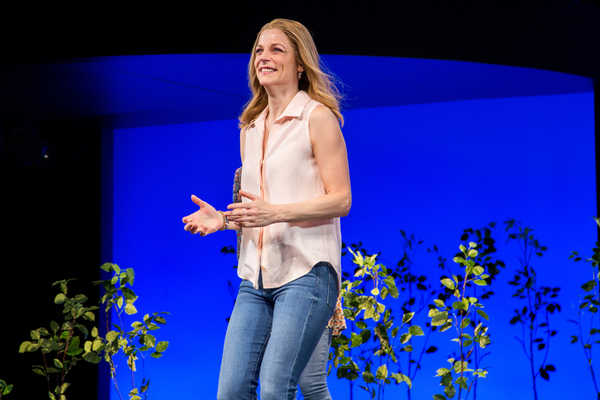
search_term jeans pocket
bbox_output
[315,262,337,314]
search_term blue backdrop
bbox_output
[108,61,595,398]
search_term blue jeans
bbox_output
[217,262,338,400]
[297,327,333,400]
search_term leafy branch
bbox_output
[505,219,560,400]
[429,242,491,400]
[19,279,100,400]
[94,263,169,400]
[332,249,417,399]
[569,216,600,399]
[0,380,13,399]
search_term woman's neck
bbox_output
[265,86,300,126]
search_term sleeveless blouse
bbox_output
[238,90,342,290]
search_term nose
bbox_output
[258,50,271,62]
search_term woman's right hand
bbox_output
[182,195,223,236]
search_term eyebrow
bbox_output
[256,43,286,49]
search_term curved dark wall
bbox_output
[2,1,599,78]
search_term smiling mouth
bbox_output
[260,68,276,74]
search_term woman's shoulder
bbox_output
[308,103,338,125]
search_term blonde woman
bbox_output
[182,19,351,400]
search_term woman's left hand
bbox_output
[225,190,278,228]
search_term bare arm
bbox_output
[225,105,351,227]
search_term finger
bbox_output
[226,202,248,210]
[239,190,259,201]
[191,195,207,208]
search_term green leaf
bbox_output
[473,280,488,286]
[400,333,412,344]
[60,383,70,394]
[50,321,60,334]
[408,325,424,336]
[73,294,88,304]
[582,280,597,292]
[125,304,137,315]
[53,359,63,369]
[375,364,388,380]
[433,395,447,400]
[106,330,120,342]
[432,312,448,326]
[144,334,157,348]
[19,341,33,353]
[83,352,102,364]
[156,341,169,352]
[54,293,67,304]
[455,376,468,390]
[453,257,465,265]
[84,311,95,321]
[473,266,484,276]
[440,322,453,332]
[434,299,445,308]
[66,336,81,356]
[468,249,478,258]
[441,279,455,290]
[403,312,415,323]
[391,372,412,389]
[445,384,456,399]
[476,310,489,321]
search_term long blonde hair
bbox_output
[239,19,343,129]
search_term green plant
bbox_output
[428,242,491,400]
[0,380,13,399]
[19,279,100,400]
[95,263,169,400]
[569,217,600,399]
[505,219,560,400]
[331,249,417,399]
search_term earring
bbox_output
[298,71,303,80]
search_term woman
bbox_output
[182,19,351,400]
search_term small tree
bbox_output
[95,263,169,400]
[505,220,560,400]
[569,217,600,399]
[429,242,491,400]
[19,279,100,400]
[331,249,417,399]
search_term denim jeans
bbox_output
[217,262,338,400]
[297,327,333,400]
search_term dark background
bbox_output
[1,1,599,399]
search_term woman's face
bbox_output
[254,29,301,91]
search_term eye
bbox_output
[255,48,263,54]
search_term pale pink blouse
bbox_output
[238,90,342,289]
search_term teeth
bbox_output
[261,68,275,73]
